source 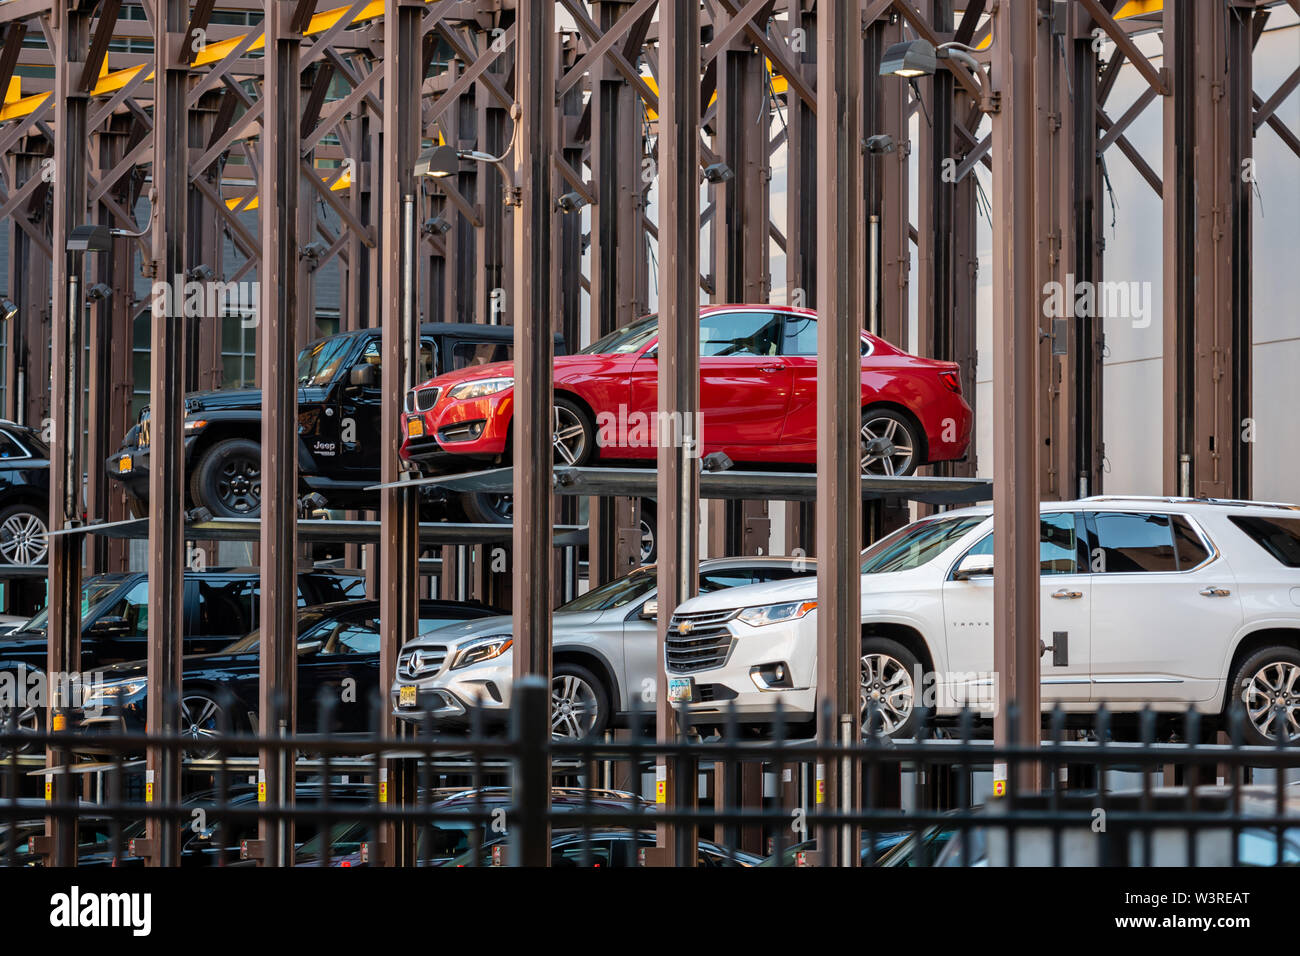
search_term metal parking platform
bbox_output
[371,466,994,507]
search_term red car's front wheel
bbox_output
[551,396,595,467]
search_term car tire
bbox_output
[459,491,513,524]
[0,700,40,755]
[1227,646,1300,745]
[638,499,657,564]
[860,406,924,478]
[552,396,596,468]
[860,637,921,739]
[179,690,226,759]
[552,663,610,740]
[190,438,262,518]
[0,503,48,566]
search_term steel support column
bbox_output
[257,0,306,869]
[45,0,90,867]
[511,0,556,867]
[650,0,701,870]
[814,0,863,867]
[143,0,190,867]
[990,0,1041,792]
[379,0,423,867]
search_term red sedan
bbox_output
[400,304,971,488]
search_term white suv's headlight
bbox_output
[447,378,514,401]
[451,635,514,670]
[737,601,817,628]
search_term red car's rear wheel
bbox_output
[860,407,922,477]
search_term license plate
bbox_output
[667,677,694,703]
[406,418,425,438]
[398,685,418,708]
[117,455,133,474]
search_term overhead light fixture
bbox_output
[701,451,733,473]
[300,241,329,261]
[86,283,113,301]
[864,134,896,155]
[66,224,116,253]
[423,216,453,235]
[555,191,588,213]
[880,39,936,77]
[702,162,734,185]
[414,144,461,180]
[186,264,216,282]
[0,298,17,321]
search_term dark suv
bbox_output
[107,324,563,518]
[0,420,50,566]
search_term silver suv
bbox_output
[391,556,816,738]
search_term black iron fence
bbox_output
[3,679,1300,867]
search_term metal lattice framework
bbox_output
[0,0,1295,865]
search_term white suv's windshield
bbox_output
[860,515,985,574]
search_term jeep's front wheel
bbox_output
[190,438,262,518]
[1228,646,1300,745]
[860,637,920,738]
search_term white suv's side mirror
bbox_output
[953,553,994,580]
[639,599,660,620]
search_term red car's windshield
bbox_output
[578,315,658,355]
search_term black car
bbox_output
[108,323,564,519]
[78,598,497,747]
[0,420,50,567]
[0,568,363,742]
[445,828,764,867]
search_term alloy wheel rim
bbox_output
[216,458,261,513]
[859,652,914,734]
[1245,661,1300,741]
[552,405,587,466]
[551,674,598,739]
[640,518,655,563]
[179,695,223,757]
[0,511,47,565]
[860,417,915,477]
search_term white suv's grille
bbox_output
[399,644,448,678]
[666,610,737,673]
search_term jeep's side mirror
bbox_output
[349,363,379,387]
[953,553,994,580]
[639,600,659,621]
[297,640,323,656]
[89,615,131,636]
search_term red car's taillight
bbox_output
[938,370,962,394]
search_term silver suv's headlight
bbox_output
[447,377,513,401]
[737,601,817,628]
[450,635,513,670]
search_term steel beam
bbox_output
[814,0,863,867]
[990,0,1041,792]
[143,0,190,867]
[378,0,423,867]
[510,0,556,868]
[257,0,305,869]
[651,0,700,871]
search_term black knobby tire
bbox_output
[190,438,263,518]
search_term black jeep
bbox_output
[107,323,562,519]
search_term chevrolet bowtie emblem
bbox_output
[678,620,694,634]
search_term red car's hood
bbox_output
[416,354,600,391]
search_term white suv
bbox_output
[666,497,1300,744]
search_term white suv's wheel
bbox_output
[860,637,920,738]
[1230,646,1300,745]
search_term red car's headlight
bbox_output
[446,377,514,401]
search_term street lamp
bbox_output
[880,39,996,113]
[416,104,523,206]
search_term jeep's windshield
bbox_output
[578,315,658,355]
[297,336,354,386]
[859,515,985,574]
